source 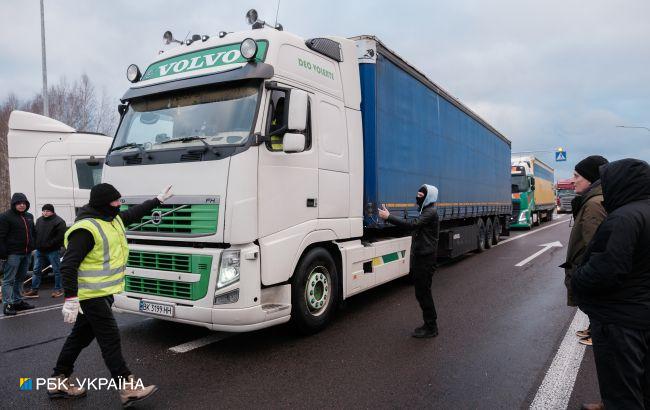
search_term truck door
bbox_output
[34,156,75,224]
[258,87,318,237]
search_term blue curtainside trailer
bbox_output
[354,36,512,257]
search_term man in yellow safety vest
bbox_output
[48,183,172,407]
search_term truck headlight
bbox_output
[518,211,528,222]
[217,250,240,289]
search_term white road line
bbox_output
[496,217,570,247]
[530,310,589,410]
[515,241,563,267]
[169,332,231,353]
[0,303,63,320]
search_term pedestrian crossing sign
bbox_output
[555,151,567,161]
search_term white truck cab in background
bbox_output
[8,111,113,225]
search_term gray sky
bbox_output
[2,0,649,179]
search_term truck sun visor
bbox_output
[305,38,343,62]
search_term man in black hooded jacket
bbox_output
[572,158,650,409]
[0,193,36,315]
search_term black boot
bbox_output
[412,324,438,338]
[14,300,35,311]
[3,304,17,316]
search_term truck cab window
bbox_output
[75,159,104,189]
[266,90,311,152]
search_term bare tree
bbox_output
[0,74,117,209]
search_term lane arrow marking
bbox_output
[515,241,563,267]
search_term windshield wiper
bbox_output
[160,136,213,153]
[108,143,150,159]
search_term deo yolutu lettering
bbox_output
[298,58,335,80]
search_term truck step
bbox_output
[261,304,291,313]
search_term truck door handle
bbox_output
[306,198,318,207]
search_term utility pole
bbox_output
[40,0,49,117]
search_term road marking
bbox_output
[169,332,231,353]
[496,217,570,247]
[0,303,63,320]
[530,310,589,409]
[515,241,563,267]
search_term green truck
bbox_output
[510,156,556,229]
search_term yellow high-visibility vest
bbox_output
[64,216,129,301]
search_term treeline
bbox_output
[0,74,118,210]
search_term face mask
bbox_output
[416,195,425,207]
[98,204,120,219]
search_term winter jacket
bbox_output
[60,198,161,298]
[386,185,440,257]
[35,214,67,252]
[0,193,35,258]
[572,159,650,329]
[562,182,607,306]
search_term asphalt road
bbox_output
[1,214,602,409]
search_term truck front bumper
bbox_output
[113,294,291,332]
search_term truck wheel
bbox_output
[492,218,501,245]
[485,219,494,249]
[291,247,340,335]
[475,219,486,253]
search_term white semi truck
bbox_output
[108,11,512,333]
[8,111,112,225]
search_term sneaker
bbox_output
[412,325,439,339]
[51,290,64,298]
[579,336,593,346]
[23,289,39,298]
[576,328,590,338]
[3,304,17,316]
[14,300,35,311]
[47,374,87,399]
[119,375,158,408]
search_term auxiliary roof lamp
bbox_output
[245,9,283,31]
[163,30,183,45]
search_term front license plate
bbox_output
[139,300,175,317]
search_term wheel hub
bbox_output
[305,267,330,314]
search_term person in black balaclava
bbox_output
[378,184,441,338]
[48,183,172,407]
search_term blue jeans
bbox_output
[32,249,62,291]
[2,254,30,305]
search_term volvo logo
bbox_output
[150,211,163,225]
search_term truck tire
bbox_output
[492,218,501,245]
[485,219,494,249]
[475,219,486,253]
[290,247,340,335]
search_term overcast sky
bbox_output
[2,0,649,179]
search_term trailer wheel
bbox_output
[485,219,494,249]
[291,247,340,335]
[492,218,501,245]
[475,219,486,253]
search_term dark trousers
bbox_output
[53,295,131,380]
[411,255,438,328]
[591,320,650,410]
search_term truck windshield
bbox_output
[511,175,529,193]
[114,81,259,151]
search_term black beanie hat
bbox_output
[89,183,121,208]
[42,204,55,213]
[575,155,609,183]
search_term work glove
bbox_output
[157,185,173,203]
[62,297,81,323]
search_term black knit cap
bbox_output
[89,183,121,208]
[575,155,609,183]
[42,204,55,212]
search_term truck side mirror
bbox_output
[118,104,128,116]
[282,133,306,153]
[287,89,308,132]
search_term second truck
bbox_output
[105,11,512,333]
[510,155,555,229]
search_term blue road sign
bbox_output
[555,151,567,161]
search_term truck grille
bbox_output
[120,204,218,235]
[125,251,213,300]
